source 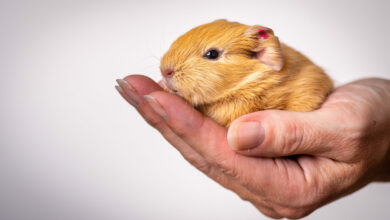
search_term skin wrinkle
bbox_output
[282,160,309,206]
[294,156,308,188]
[297,156,321,201]
[289,119,303,156]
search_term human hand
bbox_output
[115,76,390,219]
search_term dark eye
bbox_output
[204,49,220,60]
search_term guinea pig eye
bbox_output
[204,49,220,60]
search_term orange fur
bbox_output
[160,20,333,127]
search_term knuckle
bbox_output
[336,114,373,161]
[144,111,165,129]
[254,205,283,219]
[215,161,237,178]
[276,206,312,219]
[237,192,252,202]
[341,104,374,144]
[271,186,319,219]
[272,118,306,155]
[195,161,212,174]
[185,155,211,174]
[212,155,240,179]
[347,122,369,145]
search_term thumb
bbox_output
[227,110,335,158]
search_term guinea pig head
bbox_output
[160,20,284,106]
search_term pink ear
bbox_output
[258,29,269,39]
[255,28,284,71]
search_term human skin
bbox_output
[115,76,390,219]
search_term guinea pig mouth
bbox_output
[162,78,178,93]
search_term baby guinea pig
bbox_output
[160,19,333,127]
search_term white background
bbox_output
[1,0,389,219]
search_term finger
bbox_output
[116,76,209,169]
[115,75,162,108]
[227,109,340,158]
[143,91,239,173]
[123,74,163,94]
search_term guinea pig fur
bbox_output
[160,19,333,127]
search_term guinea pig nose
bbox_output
[162,68,174,77]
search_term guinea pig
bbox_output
[160,19,333,127]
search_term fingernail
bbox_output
[144,95,168,120]
[115,85,138,107]
[228,121,265,151]
[116,79,142,107]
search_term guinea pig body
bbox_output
[160,20,333,127]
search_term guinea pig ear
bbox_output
[246,26,284,71]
